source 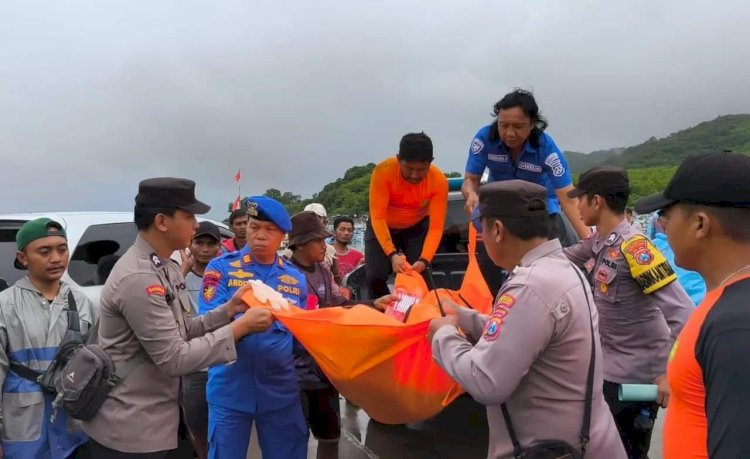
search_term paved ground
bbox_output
[245,397,666,459]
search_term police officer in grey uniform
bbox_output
[81,178,276,458]
[563,166,692,459]
[429,180,626,459]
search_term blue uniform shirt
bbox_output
[199,245,307,414]
[465,124,572,214]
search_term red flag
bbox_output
[232,195,241,211]
[234,170,241,183]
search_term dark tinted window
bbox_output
[68,223,137,286]
[438,196,469,254]
[0,220,26,285]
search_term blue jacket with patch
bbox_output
[465,125,572,214]
[652,233,706,306]
[199,246,306,414]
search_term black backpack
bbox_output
[10,291,143,421]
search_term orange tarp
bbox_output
[242,225,493,424]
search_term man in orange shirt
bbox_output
[365,132,449,298]
[635,152,750,459]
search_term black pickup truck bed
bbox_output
[345,190,578,301]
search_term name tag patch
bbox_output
[488,154,509,162]
[227,279,249,288]
[517,162,542,173]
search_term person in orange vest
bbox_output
[635,152,750,459]
[365,132,448,299]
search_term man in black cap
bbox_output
[563,165,691,459]
[183,221,222,310]
[634,152,750,459]
[429,179,625,458]
[81,178,276,458]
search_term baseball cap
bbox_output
[194,221,221,241]
[136,177,211,214]
[470,180,548,231]
[15,218,67,269]
[304,203,328,219]
[634,152,750,214]
[244,196,292,233]
[567,166,630,198]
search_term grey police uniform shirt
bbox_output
[432,239,626,459]
[0,278,95,442]
[82,236,238,454]
[184,270,202,316]
[564,218,692,384]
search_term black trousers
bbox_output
[364,218,432,299]
[603,381,659,459]
[181,371,208,457]
[79,440,169,459]
[301,386,341,440]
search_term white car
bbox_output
[0,212,231,309]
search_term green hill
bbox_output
[608,114,750,168]
[568,114,750,173]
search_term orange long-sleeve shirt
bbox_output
[368,157,448,262]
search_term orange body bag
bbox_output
[242,225,493,424]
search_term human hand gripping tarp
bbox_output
[241,224,494,424]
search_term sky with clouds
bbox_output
[2,0,749,219]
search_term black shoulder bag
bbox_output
[10,290,143,421]
[9,291,85,394]
[499,265,596,459]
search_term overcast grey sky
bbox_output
[2,0,749,219]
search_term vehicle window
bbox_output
[68,223,137,286]
[438,198,469,254]
[0,220,27,285]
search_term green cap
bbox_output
[16,218,67,251]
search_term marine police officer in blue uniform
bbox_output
[199,196,308,459]
[461,89,590,247]
[461,89,591,296]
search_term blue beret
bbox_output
[244,196,292,233]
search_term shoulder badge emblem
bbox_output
[145,285,166,297]
[202,285,216,302]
